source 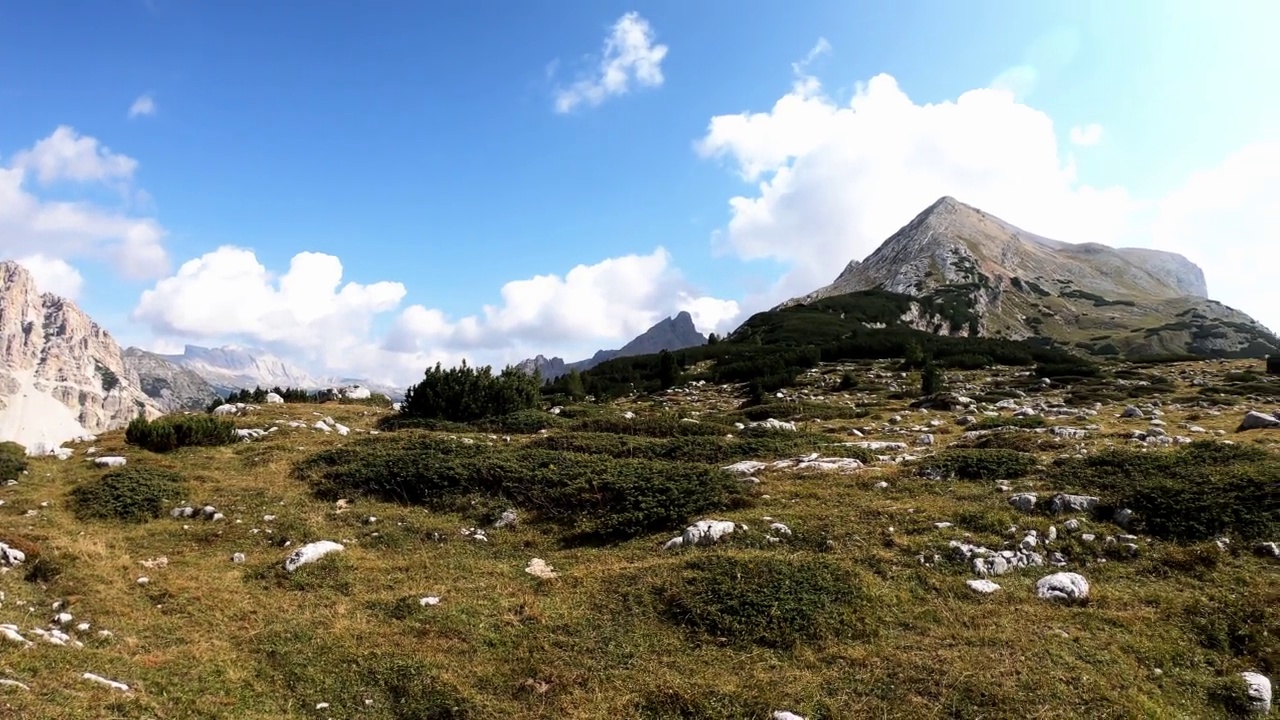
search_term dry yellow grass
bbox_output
[0,359,1277,719]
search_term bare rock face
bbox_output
[122,347,220,413]
[777,197,1277,358]
[0,261,162,450]
[517,311,707,381]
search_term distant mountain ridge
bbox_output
[122,347,221,413]
[516,311,707,380]
[156,344,405,401]
[778,196,1276,358]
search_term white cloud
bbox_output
[15,254,84,299]
[553,12,668,113]
[1069,123,1103,146]
[0,127,168,279]
[1148,139,1280,333]
[385,247,732,355]
[675,293,740,336]
[10,126,138,184]
[698,68,1138,305]
[133,245,735,387]
[128,94,156,118]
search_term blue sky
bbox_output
[1,1,1276,385]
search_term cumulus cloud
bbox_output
[697,66,1138,306]
[1148,139,1280,333]
[133,245,735,386]
[15,254,84,299]
[10,126,138,184]
[554,12,668,113]
[385,247,735,356]
[0,127,168,279]
[1069,123,1103,146]
[128,94,156,118]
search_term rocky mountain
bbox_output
[0,261,162,451]
[780,197,1277,358]
[122,347,221,413]
[517,311,707,380]
[158,344,405,401]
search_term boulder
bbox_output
[1035,572,1090,602]
[283,540,345,572]
[1047,493,1099,515]
[1238,411,1280,431]
[1241,671,1272,715]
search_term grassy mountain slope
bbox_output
[3,358,1279,718]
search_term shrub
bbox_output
[293,436,750,543]
[399,361,540,423]
[471,409,563,434]
[567,413,731,438]
[0,441,27,480]
[656,555,859,648]
[914,449,1039,481]
[950,432,1064,453]
[526,431,874,465]
[1047,441,1280,541]
[126,415,237,452]
[68,467,186,523]
[257,625,474,719]
[971,415,1047,431]
[1268,355,1280,375]
[837,370,860,390]
[920,362,944,395]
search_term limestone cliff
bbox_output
[0,261,161,450]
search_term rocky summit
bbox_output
[0,261,161,452]
[782,197,1278,359]
[517,310,707,380]
[121,347,221,414]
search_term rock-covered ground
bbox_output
[1,358,1278,719]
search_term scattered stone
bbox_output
[0,542,26,567]
[1238,411,1280,431]
[663,519,737,550]
[1254,542,1280,559]
[0,678,29,691]
[1241,671,1272,714]
[1035,572,1090,602]
[493,509,519,529]
[1047,493,1099,515]
[751,418,797,432]
[1008,493,1037,512]
[915,433,935,446]
[283,541,345,572]
[966,579,1001,594]
[419,596,441,606]
[1121,406,1144,419]
[231,553,246,564]
[525,558,558,579]
[92,456,127,468]
[81,673,130,693]
[773,712,806,720]
[723,460,768,474]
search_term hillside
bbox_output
[517,311,706,381]
[1,355,1278,718]
[781,197,1277,359]
[0,262,162,452]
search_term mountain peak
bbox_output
[516,312,707,381]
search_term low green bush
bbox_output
[1048,441,1280,541]
[950,431,1064,453]
[1184,588,1280,674]
[126,415,237,452]
[68,467,186,523]
[914,449,1039,481]
[399,361,540,422]
[526,431,874,465]
[293,435,750,543]
[970,415,1046,431]
[656,555,860,648]
[0,441,27,480]
[566,413,732,437]
[257,625,474,719]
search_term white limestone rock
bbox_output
[1035,572,1090,602]
[283,540,345,572]
[1241,671,1272,715]
[966,579,1002,594]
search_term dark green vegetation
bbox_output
[217,386,393,408]
[293,434,748,543]
[1048,441,1280,542]
[914,448,1040,481]
[655,555,861,648]
[399,361,541,423]
[546,289,1096,400]
[126,414,238,452]
[0,440,27,481]
[526,429,874,465]
[94,360,120,392]
[68,467,187,523]
[1269,355,1280,375]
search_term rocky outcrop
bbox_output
[517,311,707,381]
[122,347,220,413]
[0,261,161,450]
[778,196,1277,358]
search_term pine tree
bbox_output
[564,369,586,400]
[921,361,944,396]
